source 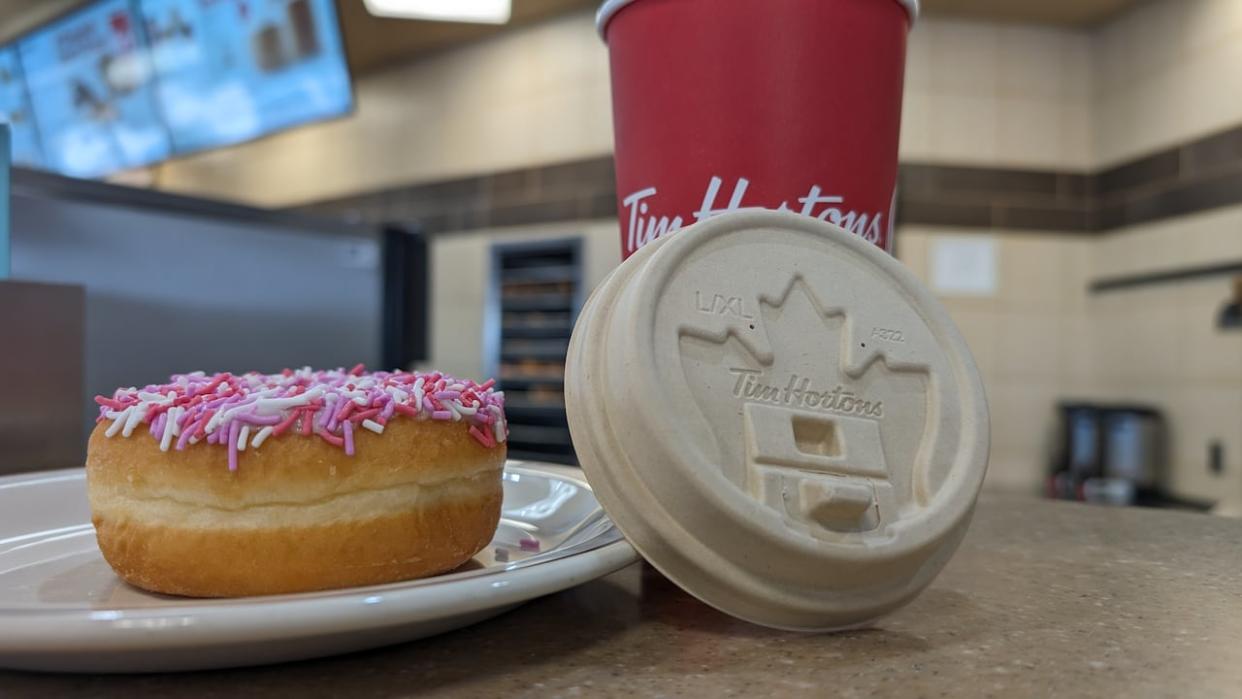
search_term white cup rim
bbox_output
[596,0,920,41]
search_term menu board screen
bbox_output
[0,45,44,168]
[142,0,352,154]
[18,0,171,177]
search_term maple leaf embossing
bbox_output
[677,275,933,536]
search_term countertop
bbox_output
[4,495,1242,698]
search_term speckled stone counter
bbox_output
[4,495,1241,697]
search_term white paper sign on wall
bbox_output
[930,237,997,296]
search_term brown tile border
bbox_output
[292,122,1242,235]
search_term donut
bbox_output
[86,366,508,597]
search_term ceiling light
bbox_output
[363,0,511,24]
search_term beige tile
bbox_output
[904,21,933,93]
[995,25,1065,99]
[1059,102,1093,171]
[1061,31,1093,102]
[997,235,1065,313]
[926,93,999,164]
[1165,385,1242,502]
[1091,90,1137,169]
[1057,314,1096,383]
[925,18,999,98]
[1180,279,1242,383]
[983,377,1063,454]
[1114,307,1184,383]
[947,308,999,380]
[1059,238,1093,314]
[995,313,1063,379]
[1177,38,1242,143]
[1092,230,1143,280]
[898,90,932,161]
[1095,222,1187,280]
[1092,11,1132,99]
[894,228,930,282]
[1086,309,1132,384]
[1127,67,1190,163]
[1186,206,1242,264]
[995,98,1063,169]
[1106,0,1187,83]
[1183,0,1242,59]
[983,447,1047,495]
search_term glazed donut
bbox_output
[86,366,508,597]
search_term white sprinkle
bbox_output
[206,410,226,432]
[105,406,132,437]
[361,419,384,434]
[169,406,183,437]
[237,424,250,451]
[353,395,368,406]
[454,402,478,416]
[121,404,145,437]
[188,435,200,445]
[255,388,321,414]
[251,426,274,449]
[159,409,177,452]
[492,418,506,443]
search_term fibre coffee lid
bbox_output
[565,210,989,631]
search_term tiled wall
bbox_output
[901,20,1092,169]
[1094,0,1242,166]
[155,11,1091,207]
[895,228,1093,492]
[1088,206,1242,502]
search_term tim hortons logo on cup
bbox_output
[623,176,888,254]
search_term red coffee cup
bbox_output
[598,0,918,259]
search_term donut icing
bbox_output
[94,365,508,471]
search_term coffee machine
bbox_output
[1050,402,1167,506]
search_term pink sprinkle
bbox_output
[479,378,496,390]
[394,403,418,417]
[468,424,495,447]
[350,408,380,423]
[431,410,453,421]
[343,420,355,456]
[335,399,355,421]
[316,428,344,447]
[519,537,541,552]
[238,412,281,426]
[349,363,365,376]
[271,410,300,436]
[227,421,240,472]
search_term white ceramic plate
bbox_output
[0,462,637,673]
